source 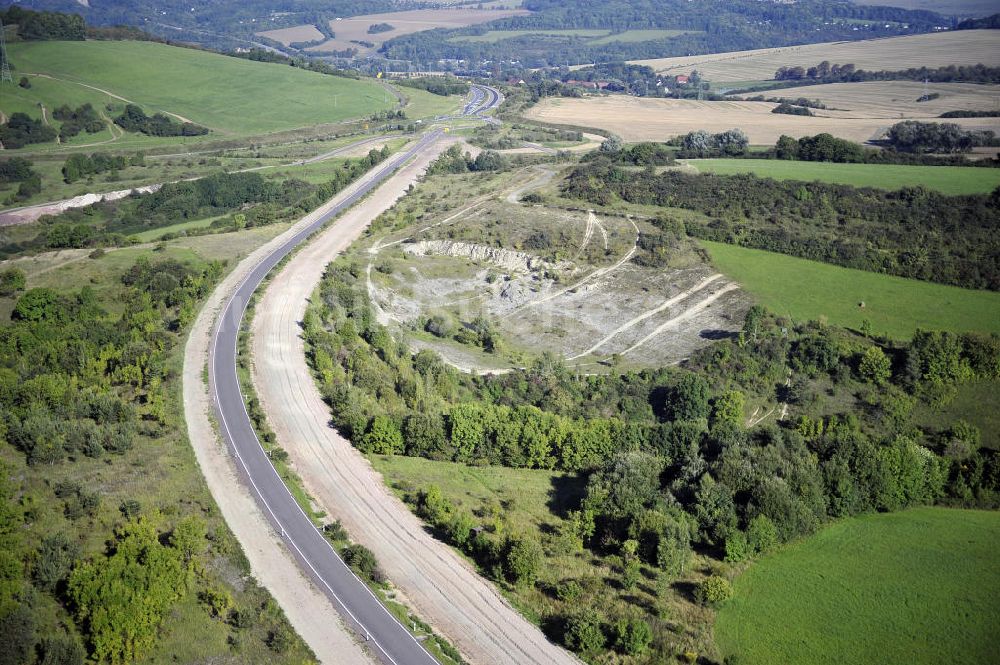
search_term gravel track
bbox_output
[250,142,580,665]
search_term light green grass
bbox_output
[588,29,698,44]
[448,29,611,43]
[132,215,223,241]
[715,507,1000,665]
[913,379,1000,450]
[6,40,393,137]
[689,159,1000,196]
[703,240,1000,339]
[397,87,464,120]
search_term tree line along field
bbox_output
[714,507,1000,665]
[449,28,697,45]
[4,40,396,138]
[736,81,1000,120]
[264,6,530,55]
[687,159,1000,196]
[627,30,1000,83]
[523,95,999,145]
[700,240,1000,340]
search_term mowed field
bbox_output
[253,23,324,45]
[688,159,1000,195]
[5,40,394,136]
[524,94,999,144]
[267,7,530,56]
[715,508,1000,665]
[628,30,1000,82]
[702,241,1000,339]
[742,81,1000,119]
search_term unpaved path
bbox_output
[507,216,639,315]
[183,189,379,665]
[31,73,196,125]
[620,282,740,356]
[568,273,724,360]
[251,144,579,665]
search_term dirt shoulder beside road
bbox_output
[182,174,383,664]
[249,144,580,664]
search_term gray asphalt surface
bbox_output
[209,129,444,665]
[208,86,503,665]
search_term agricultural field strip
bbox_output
[567,273,724,359]
[626,30,1000,81]
[524,95,999,144]
[618,283,742,356]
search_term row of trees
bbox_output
[62,152,144,184]
[0,113,58,150]
[564,156,1000,290]
[774,62,1000,85]
[52,104,105,142]
[0,7,85,40]
[114,104,209,138]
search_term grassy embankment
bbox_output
[689,159,1000,196]
[715,507,1000,665]
[702,240,1000,340]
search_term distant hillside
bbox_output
[0,0,414,49]
[379,0,953,68]
[2,40,395,138]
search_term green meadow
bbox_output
[5,40,394,137]
[715,507,1000,665]
[689,159,1000,196]
[702,240,1000,339]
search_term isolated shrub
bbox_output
[859,346,892,386]
[724,531,752,563]
[747,515,778,554]
[360,415,403,454]
[503,535,542,586]
[342,544,385,583]
[563,609,605,653]
[614,618,652,655]
[696,575,734,606]
[0,268,26,296]
[555,579,583,602]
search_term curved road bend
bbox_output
[209,130,443,665]
[249,95,579,663]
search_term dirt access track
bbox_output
[249,155,579,663]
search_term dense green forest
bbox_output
[0,1,411,46]
[303,194,1000,659]
[562,155,1000,290]
[0,250,313,664]
[380,0,949,68]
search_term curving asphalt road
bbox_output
[209,130,443,665]
[207,86,504,665]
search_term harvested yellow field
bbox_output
[302,7,528,55]
[255,23,325,46]
[628,30,1000,83]
[525,95,999,145]
[743,81,1000,118]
